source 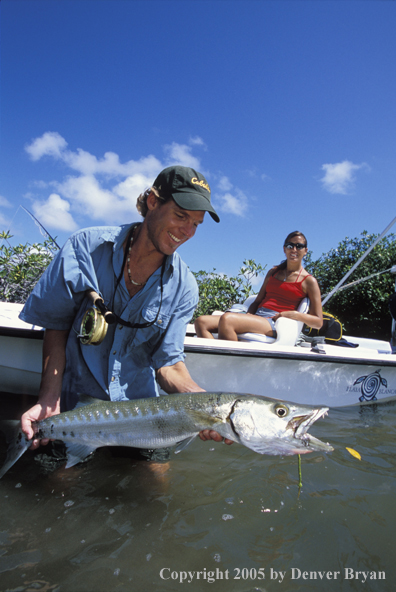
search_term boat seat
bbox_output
[237,296,310,346]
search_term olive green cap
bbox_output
[153,166,219,223]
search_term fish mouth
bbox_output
[287,408,334,453]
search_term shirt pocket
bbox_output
[125,305,171,355]
[141,305,171,331]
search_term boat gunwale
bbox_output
[1,321,395,368]
[184,340,396,367]
[0,327,44,340]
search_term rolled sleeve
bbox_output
[19,227,113,330]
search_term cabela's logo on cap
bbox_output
[191,177,210,193]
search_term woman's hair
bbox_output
[136,186,167,218]
[283,230,307,247]
[275,231,308,272]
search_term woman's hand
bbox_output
[272,310,300,322]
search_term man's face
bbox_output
[146,193,205,256]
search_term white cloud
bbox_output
[53,174,151,225]
[0,213,10,227]
[25,132,163,178]
[114,174,153,201]
[32,194,78,232]
[217,176,233,192]
[0,195,12,208]
[55,175,129,222]
[63,150,162,178]
[320,160,368,194]
[163,141,201,169]
[216,189,248,217]
[214,176,249,217]
[24,132,248,231]
[250,274,264,288]
[0,197,16,231]
[245,168,270,181]
[189,136,206,149]
[25,132,68,161]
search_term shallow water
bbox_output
[0,394,395,592]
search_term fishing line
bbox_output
[21,206,60,249]
[322,214,396,306]
[297,454,302,489]
[321,267,394,298]
[1,205,24,247]
[217,446,252,472]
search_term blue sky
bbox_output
[1,0,395,286]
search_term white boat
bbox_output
[184,329,396,408]
[0,302,44,397]
[1,298,395,407]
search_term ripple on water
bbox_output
[0,398,396,591]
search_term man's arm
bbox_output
[156,360,204,394]
[156,361,233,445]
[21,328,69,447]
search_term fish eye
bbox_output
[274,404,289,418]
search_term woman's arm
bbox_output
[247,268,276,314]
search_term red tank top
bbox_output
[258,272,310,313]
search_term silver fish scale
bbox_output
[0,392,333,478]
[36,393,236,449]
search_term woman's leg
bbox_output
[218,312,274,342]
[194,315,221,339]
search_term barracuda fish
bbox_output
[0,392,333,478]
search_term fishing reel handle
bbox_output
[86,290,116,325]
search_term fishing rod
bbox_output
[321,215,396,306]
[21,206,60,249]
[321,267,394,298]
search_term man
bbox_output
[20,165,232,451]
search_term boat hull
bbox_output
[183,338,396,407]
[1,303,395,407]
[0,303,44,396]
[0,333,43,396]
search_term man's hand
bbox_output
[199,430,233,445]
[157,362,234,446]
[21,401,60,449]
[20,328,68,448]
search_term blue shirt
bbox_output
[20,224,199,410]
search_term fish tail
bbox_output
[0,420,32,479]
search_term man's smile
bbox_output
[168,232,182,243]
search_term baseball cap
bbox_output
[153,166,220,223]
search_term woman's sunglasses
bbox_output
[284,242,307,251]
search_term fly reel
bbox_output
[79,291,116,345]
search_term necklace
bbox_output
[283,267,303,282]
[126,225,146,287]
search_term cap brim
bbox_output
[172,193,220,223]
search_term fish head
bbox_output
[230,395,334,456]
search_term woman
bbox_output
[194,231,323,341]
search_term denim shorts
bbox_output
[255,307,278,336]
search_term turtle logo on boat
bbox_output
[354,370,388,402]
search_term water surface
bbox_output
[0,394,395,591]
